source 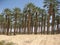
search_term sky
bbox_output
[0,0,44,13]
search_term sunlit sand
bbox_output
[0,34,60,45]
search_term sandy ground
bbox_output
[0,34,60,45]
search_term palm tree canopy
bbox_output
[13,8,21,14]
[4,8,11,15]
[23,3,36,13]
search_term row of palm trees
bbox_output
[0,0,60,35]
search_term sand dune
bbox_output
[0,34,60,45]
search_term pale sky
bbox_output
[0,0,44,13]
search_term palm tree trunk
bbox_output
[14,22,16,35]
[2,23,5,34]
[7,17,10,35]
[14,14,17,35]
[34,12,38,34]
[22,20,24,34]
[39,21,41,34]
[24,17,26,34]
[31,16,33,34]
[27,13,31,34]
[23,15,26,34]
[44,19,45,34]
[41,13,43,34]
[51,8,55,34]
[48,3,53,34]
[10,25,12,35]
[6,15,7,35]
[1,22,3,34]
[47,15,50,34]
[57,19,59,34]
[19,25,21,34]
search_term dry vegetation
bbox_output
[0,34,60,45]
[0,40,15,45]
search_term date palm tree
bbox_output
[4,8,11,35]
[13,8,21,35]
[33,7,39,34]
[55,15,60,33]
[0,14,4,34]
[42,10,47,34]
[44,0,60,34]
[23,3,36,34]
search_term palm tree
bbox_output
[23,9,27,34]
[18,13,23,34]
[33,7,39,34]
[55,15,60,34]
[44,0,59,34]
[13,8,21,35]
[9,15,13,35]
[42,10,47,34]
[0,14,4,34]
[41,9,46,34]
[4,8,11,35]
[34,12,38,34]
[27,8,31,34]
[21,13,25,34]
[23,3,36,34]
[23,13,27,34]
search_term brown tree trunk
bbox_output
[34,12,38,34]
[57,19,59,34]
[19,25,21,34]
[7,17,10,35]
[44,19,45,34]
[41,13,43,34]
[30,15,33,34]
[23,15,26,34]
[39,21,41,34]
[51,8,55,34]
[47,3,53,34]
[22,20,24,34]
[47,15,50,34]
[27,14,31,34]
[14,14,17,35]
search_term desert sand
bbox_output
[0,34,60,45]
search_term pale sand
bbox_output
[0,34,60,45]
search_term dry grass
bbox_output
[0,40,15,45]
[0,34,60,45]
